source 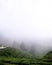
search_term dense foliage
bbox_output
[0,47,52,65]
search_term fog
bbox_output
[0,0,52,56]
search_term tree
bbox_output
[12,41,19,49]
[29,45,35,55]
[20,42,27,51]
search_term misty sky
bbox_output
[0,0,52,41]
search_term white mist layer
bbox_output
[0,0,52,56]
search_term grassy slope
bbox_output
[0,47,32,58]
[0,47,52,65]
[40,51,52,65]
[0,47,34,65]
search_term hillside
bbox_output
[0,47,32,58]
[40,51,52,65]
[0,47,52,65]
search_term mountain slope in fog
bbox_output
[0,47,52,65]
[42,51,52,62]
[0,47,33,58]
[39,51,52,65]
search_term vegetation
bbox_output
[0,47,52,65]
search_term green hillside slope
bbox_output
[0,47,32,58]
[40,51,52,65]
[0,47,52,65]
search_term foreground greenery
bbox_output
[0,47,52,65]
